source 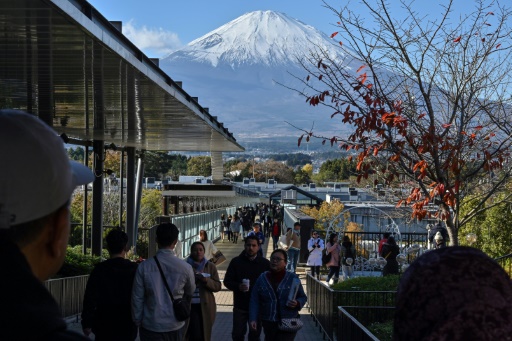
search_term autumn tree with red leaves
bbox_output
[295,0,512,245]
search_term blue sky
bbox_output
[87,0,339,57]
[87,0,469,58]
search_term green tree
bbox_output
[294,169,310,185]
[187,156,211,176]
[459,193,512,258]
[68,147,85,162]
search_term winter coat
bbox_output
[223,251,271,311]
[325,242,341,267]
[249,271,307,322]
[186,260,221,341]
[231,219,241,234]
[306,238,325,266]
[381,243,400,276]
[341,242,356,266]
[82,257,138,340]
[285,229,301,249]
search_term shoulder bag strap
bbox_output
[154,255,175,303]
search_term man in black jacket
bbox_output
[0,110,93,340]
[82,229,138,340]
[224,235,271,341]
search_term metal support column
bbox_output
[91,140,104,256]
[134,152,145,249]
[119,149,124,228]
[211,151,223,184]
[82,145,89,254]
[126,147,136,249]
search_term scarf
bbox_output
[266,269,286,292]
[186,256,208,273]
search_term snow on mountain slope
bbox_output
[160,10,355,141]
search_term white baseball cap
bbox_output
[0,110,94,228]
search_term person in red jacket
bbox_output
[271,218,281,250]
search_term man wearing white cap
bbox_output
[0,110,94,340]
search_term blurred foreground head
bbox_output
[394,246,512,341]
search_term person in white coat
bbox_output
[306,230,325,280]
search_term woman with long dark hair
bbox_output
[325,233,341,284]
[380,236,399,276]
[199,230,218,261]
[341,236,356,280]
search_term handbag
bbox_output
[278,318,304,332]
[209,250,226,266]
[274,284,303,332]
[154,255,191,322]
[322,249,332,265]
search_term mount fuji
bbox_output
[160,11,357,144]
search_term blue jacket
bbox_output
[249,271,307,322]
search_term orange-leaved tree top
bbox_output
[293,0,512,245]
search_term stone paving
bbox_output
[67,235,324,340]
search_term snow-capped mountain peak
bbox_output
[164,10,339,68]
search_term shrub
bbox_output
[55,246,105,278]
[331,275,400,292]
[367,321,393,341]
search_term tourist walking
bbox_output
[249,249,308,341]
[341,236,356,280]
[325,233,341,284]
[285,222,301,273]
[306,230,324,280]
[380,236,400,276]
[132,223,195,341]
[82,229,138,340]
[185,242,221,341]
[231,215,242,244]
[199,229,218,261]
[224,235,271,341]
[248,222,265,257]
[271,218,281,250]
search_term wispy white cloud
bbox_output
[122,20,182,57]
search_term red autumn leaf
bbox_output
[339,41,343,47]
[418,113,426,119]
[453,36,462,43]
[373,147,379,156]
[331,32,339,38]
[484,22,491,26]
[482,38,486,42]
[306,75,310,81]
[359,73,367,84]
[496,44,502,49]
[356,65,366,73]
[490,132,496,137]
[475,125,483,130]
[337,21,341,24]
[487,12,494,15]
[298,135,303,147]
[319,75,323,81]
[442,123,452,128]
[317,59,322,68]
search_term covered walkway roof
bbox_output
[0,0,243,152]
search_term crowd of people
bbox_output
[3,110,510,341]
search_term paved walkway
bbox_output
[67,234,323,340]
